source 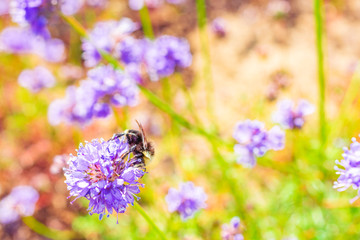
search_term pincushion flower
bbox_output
[82,18,139,67]
[272,99,315,129]
[334,136,360,203]
[233,120,285,168]
[165,181,207,221]
[145,35,192,81]
[221,216,244,240]
[0,186,39,224]
[18,66,55,93]
[48,64,138,126]
[65,137,145,221]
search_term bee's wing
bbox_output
[135,120,147,149]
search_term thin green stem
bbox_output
[139,5,154,39]
[314,0,326,151]
[23,216,78,240]
[133,202,167,240]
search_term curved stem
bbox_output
[133,202,167,240]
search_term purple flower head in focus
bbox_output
[211,17,227,37]
[221,216,244,240]
[82,18,139,68]
[18,66,55,93]
[145,35,192,81]
[0,186,39,224]
[334,136,360,203]
[233,120,285,168]
[272,99,315,129]
[64,137,145,221]
[165,181,207,221]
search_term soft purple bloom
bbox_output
[145,35,192,81]
[0,27,64,62]
[48,84,96,126]
[82,18,138,67]
[48,65,138,126]
[334,136,360,203]
[233,120,285,168]
[115,37,148,65]
[64,137,145,221]
[211,17,227,37]
[18,66,55,93]
[165,181,207,221]
[60,0,85,15]
[272,99,315,129]
[0,0,10,15]
[10,0,50,38]
[0,186,39,224]
[128,0,144,10]
[221,216,244,240]
[87,65,139,107]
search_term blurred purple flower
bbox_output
[86,0,107,7]
[272,99,315,129]
[0,27,65,62]
[10,0,50,38]
[145,35,192,81]
[48,84,95,126]
[60,0,85,15]
[64,137,145,221]
[221,216,244,240]
[211,17,227,37]
[165,181,207,221]
[48,65,138,126]
[233,120,285,168]
[128,0,164,10]
[87,64,139,108]
[0,186,39,224]
[115,37,148,65]
[0,0,10,15]
[18,66,55,93]
[82,18,138,67]
[334,136,360,203]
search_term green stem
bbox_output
[314,0,326,151]
[23,216,78,240]
[133,202,167,240]
[139,5,154,39]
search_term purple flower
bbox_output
[10,0,50,38]
[165,181,207,221]
[0,27,65,62]
[145,35,192,81]
[18,66,55,93]
[221,217,244,240]
[334,136,360,203]
[87,65,139,108]
[128,0,164,10]
[0,0,10,15]
[211,17,227,37]
[48,84,96,126]
[115,37,148,65]
[233,120,285,168]
[64,137,145,221]
[272,99,315,129]
[82,18,138,67]
[166,0,185,4]
[48,65,138,126]
[60,0,85,15]
[0,186,39,224]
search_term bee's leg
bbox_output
[120,145,137,161]
[112,132,125,140]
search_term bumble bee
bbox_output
[113,120,154,170]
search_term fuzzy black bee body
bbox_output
[113,121,154,170]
